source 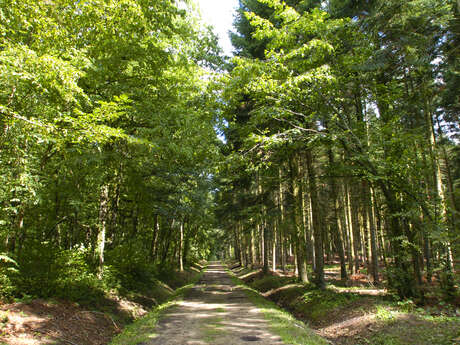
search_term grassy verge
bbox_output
[228,270,328,345]
[109,271,203,345]
[365,303,460,345]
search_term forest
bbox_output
[0,0,459,344]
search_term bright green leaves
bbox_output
[283,38,334,61]
[245,12,276,41]
[0,44,135,145]
[0,45,85,142]
[247,5,334,52]
[0,46,84,104]
[253,0,300,24]
[63,96,133,144]
[223,1,344,153]
[282,64,335,92]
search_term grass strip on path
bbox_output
[228,270,329,345]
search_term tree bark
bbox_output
[367,184,379,283]
[179,221,184,271]
[328,149,347,280]
[96,184,109,279]
[305,149,324,288]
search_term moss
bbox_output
[292,288,359,321]
[249,274,296,293]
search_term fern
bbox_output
[0,254,17,266]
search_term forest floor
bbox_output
[0,297,141,345]
[233,263,460,345]
[110,262,327,345]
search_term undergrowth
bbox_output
[1,241,199,309]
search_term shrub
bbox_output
[105,242,158,293]
[0,253,18,299]
[13,242,107,304]
[52,248,106,304]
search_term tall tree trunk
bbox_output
[345,182,356,275]
[250,228,256,268]
[151,214,160,262]
[305,150,324,288]
[278,170,286,272]
[367,184,379,283]
[272,218,277,272]
[96,184,109,279]
[350,185,361,273]
[234,226,241,264]
[422,212,432,282]
[307,194,316,272]
[289,155,309,283]
[336,202,348,281]
[183,225,192,267]
[263,222,269,274]
[328,149,347,280]
[179,221,184,272]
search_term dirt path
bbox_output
[145,262,286,345]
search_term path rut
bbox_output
[144,262,286,345]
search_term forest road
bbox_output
[143,262,286,345]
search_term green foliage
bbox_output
[385,265,421,300]
[371,306,460,345]
[0,253,17,299]
[53,249,104,303]
[0,253,17,266]
[11,243,105,304]
[105,243,159,292]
